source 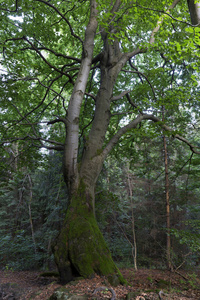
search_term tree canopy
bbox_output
[1,0,200,160]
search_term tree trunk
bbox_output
[52,178,125,285]
[52,1,139,285]
[52,46,127,284]
[126,163,138,271]
[163,134,172,270]
[162,108,172,270]
[187,0,200,25]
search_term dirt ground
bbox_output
[0,268,200,299]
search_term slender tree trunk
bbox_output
[163,134,172,269]
[162,108,172,270]
[126,163,138,271]
[27,173,37,256]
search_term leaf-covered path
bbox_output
[0,268,199,299]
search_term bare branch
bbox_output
[32,143,64,151]
[85,92,96,101]
[111,89,147,115]
[111,0,121,12]
[111,111,134,116]
[92,52,104,64]
[121,47,146,64]
[39,138,64,147]
[3,36,24,43]
[9,102,38,137]
[4,37,74,83]
[111,90,131,101]
[47,117,68,127]
[146,115,200,154]
[172,153,194,182]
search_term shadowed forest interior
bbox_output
[0,0,200,299]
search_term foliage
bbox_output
[96,129,200,269]
[0,152,67,270]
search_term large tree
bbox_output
[1,0,200,283]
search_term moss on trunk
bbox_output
[52,182,126,285]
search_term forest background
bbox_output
[0,0,200,282]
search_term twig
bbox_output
[93,287,116,300]
[35,0,83,43]
[159,290,169,300]
[121,68,156,100]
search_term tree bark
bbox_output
[52,178,125,284]
[187,0,200,25]
[162,108,172,271]
[53,59,126,283]
[52,1,127,284]
[126,163,138,271]
[63,0,98,195]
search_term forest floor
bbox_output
[0,268,200,299]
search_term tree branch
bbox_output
[137,1,200,27]
[92,52,104,64]
[116,0,182,69]
[121,47,146,65]
[148,115,200,154]
[32,144,64,151]
[149,0,181,44]
[21,46,81,64]
[103,114,149,158]
[187,0,200,25]
[103,114,200,160]
[34,0,83,43]
[85,92,96,101]
[111,90,131,101]
[129,59,144,83]
[23,37,74,81]
[111,111,134,116]
[10,75,68,125]
[111,89,144,114]
[126,94,144,115]
[1,135,64,151]
[0,0,19,12]
[122,68,156,100]
[47,117,68,128]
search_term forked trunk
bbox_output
[52,179,125,285]
[52,3,127,283]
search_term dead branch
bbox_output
[93,287,116,300]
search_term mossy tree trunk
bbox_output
[52,178,125,284]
